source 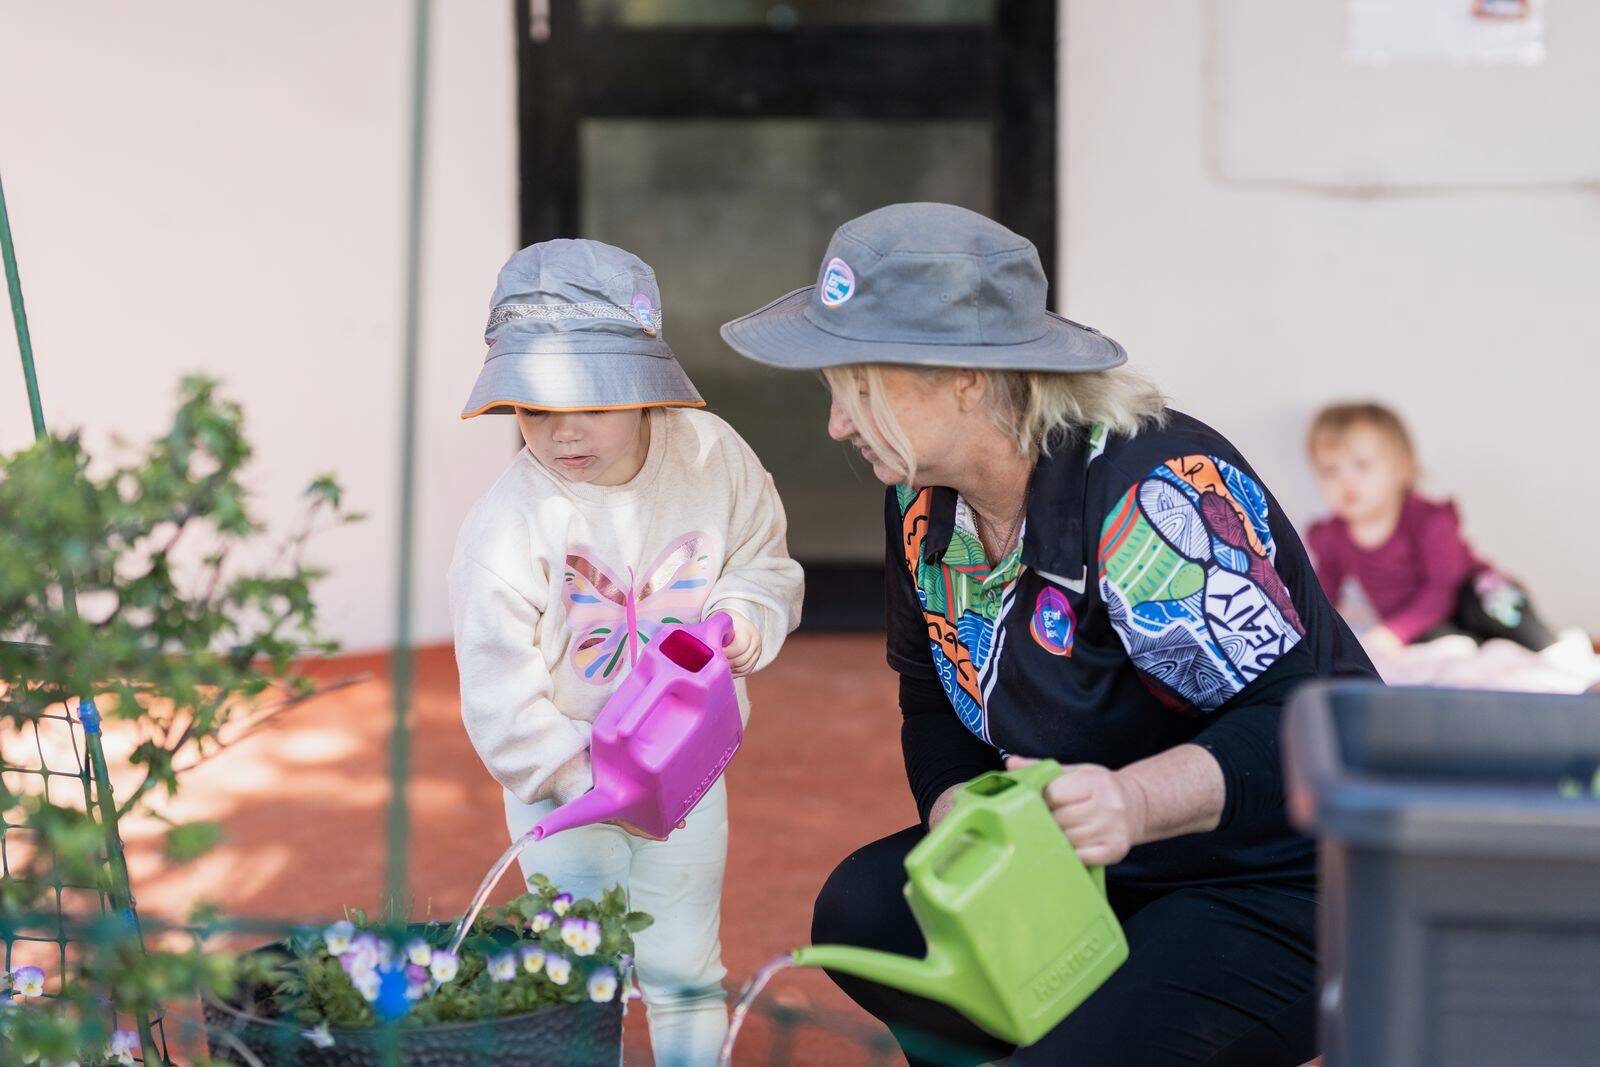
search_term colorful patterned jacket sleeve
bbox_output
[1098,454,1306,711]
[1098,454,1309,830]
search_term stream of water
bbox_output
[717,952,796,1066]
[445,829,537,956]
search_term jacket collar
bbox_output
[916,426,1102,587]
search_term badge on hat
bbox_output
[631,293,659,335]
[820,257,855,307]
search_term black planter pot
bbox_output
[204,940,623,1067]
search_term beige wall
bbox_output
[4,3,1593,651]
[1062,0,1599,630]
[0,2,520,651]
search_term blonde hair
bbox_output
[1307,402,1416,464]
[823,364,1167,483]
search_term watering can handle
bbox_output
[705,611,734,648]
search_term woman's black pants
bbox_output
[811,827,1319,1066]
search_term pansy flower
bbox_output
[587,966,618,1003]
[323,920,356,956]
[404,939,432,967]
[429,950,459,984]
[488,953,518,982]
[561,917,601,957]
[301,1023,335,1049]
[404,963,429,999]
[354,968,382,1002]
[530,910,556,933]
[551,893,573,916]
[11,967,45,998]
[520,944,546,974]
[341,933,381,976]
[110,1031,139,1065]
[544,954,572,985]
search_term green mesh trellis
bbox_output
[1,168,168,1061]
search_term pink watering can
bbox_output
[530,613,740,841]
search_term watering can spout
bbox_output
[529,786,628,841]
[792,944,957,1007]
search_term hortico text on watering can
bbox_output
[793,759,1129,1046]
[530,612,740,841]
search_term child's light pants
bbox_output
[503,778,729,1067]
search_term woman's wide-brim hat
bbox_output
[720,202,1126,373]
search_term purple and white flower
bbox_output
[428,950,460,984]
[520,944,546,975]
[405,964,429,1000]
[530,910,556,933]
[404,939,432,967]
[11,967,45,998]
[544,954,572,985]
[551,893,573,917]
[587,966,618,1003]
[354,968,382,1002]
[323,920,356,956]
[341,933,381,976]
[110,1031,140,1064]
[301,1023,335,1049]
[488,953,518,982]
[561,917,601,957]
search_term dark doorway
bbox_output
[516,0,1058,629]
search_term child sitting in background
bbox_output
[1305,402,1557,654]
[449,239,804,1065]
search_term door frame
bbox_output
[513,0,1060,628]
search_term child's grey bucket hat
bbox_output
[461,239,704,417]
[720,202,1125,372]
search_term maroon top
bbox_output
[1307,492,1482,644]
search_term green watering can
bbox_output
[794,760,1129,1046]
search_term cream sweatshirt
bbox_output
[448,408,804,806]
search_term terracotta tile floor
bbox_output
[118,635,917,1065]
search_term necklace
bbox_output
[974,488,1029,562]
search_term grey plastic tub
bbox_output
[1284,681,1600,1067]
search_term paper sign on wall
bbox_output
[1348,0,1546,65]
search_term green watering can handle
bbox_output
[990,759,1110,897]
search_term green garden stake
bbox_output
[794,760,1128,1046]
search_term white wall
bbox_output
[1063,0,1600,630]
[5,2,1595,650]
[0,2,520,651]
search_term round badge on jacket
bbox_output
[1031,586,1076,657]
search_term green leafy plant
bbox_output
[0,376,356,1064]
[254,876,650,1037]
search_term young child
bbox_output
[1305,402,1555,653]
[448,239,804,1065]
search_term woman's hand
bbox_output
[1006,756,1150,867]
[721,611,762,676]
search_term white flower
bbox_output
[530,910,556,933]
[323,920,356,956]
[587,967,617,1003]
[552,894,573,916]
[405,939,432,967]
[11,967,45,998]
[110,1032,139,1065]
[301,1023,335,1049]
[429,950,459,984]
[488,953,518,982]
[341,933,380,976]
[560,918,601,957]
[520,945,546,974]
[354,969,382,1002]
[544,954,571,985]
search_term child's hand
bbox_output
[722,611,761,676]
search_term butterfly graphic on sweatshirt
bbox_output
[561,532,718,684]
